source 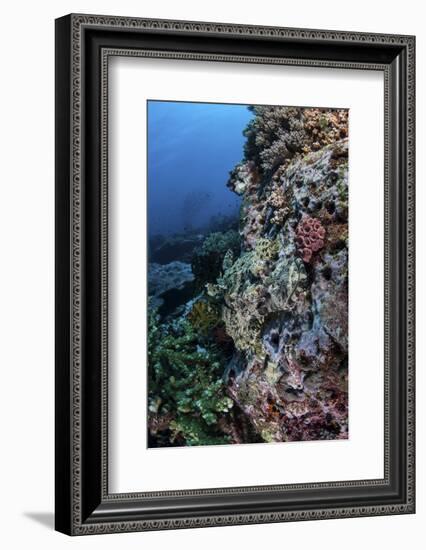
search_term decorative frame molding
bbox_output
[55,14,415,535]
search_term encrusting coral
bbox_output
[148,261,194,311]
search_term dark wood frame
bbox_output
[55,13,415,535]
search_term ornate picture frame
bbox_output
[55,13,415,535]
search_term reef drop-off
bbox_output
[148,105,349,447]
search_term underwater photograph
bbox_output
[147,100,349,448]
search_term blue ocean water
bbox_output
[147,101,253,237]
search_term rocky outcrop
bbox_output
[147,105,349,447]
[191,230,240,290]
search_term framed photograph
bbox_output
[55,14,415,535]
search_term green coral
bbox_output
[243,105,306,172]
[148,308,232,446]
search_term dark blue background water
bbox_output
[147,101,253,237]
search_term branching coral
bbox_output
[228,107,348,254]
[267,184,289,226]
[296,215,326,263]
[227,160,260,196]
[147,309,233,446]
[242,105,348,175]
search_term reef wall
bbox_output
[148,105,349,446]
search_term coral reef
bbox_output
[147,309,234,446]
[296,215,326,263]
[181,190,212,232]
[243,106,306,172]
[148,261,194,313]
[149,233,204,264]
[187,300,221,335]
[191,229,240,289]
[242,105,348,174]
[147,104,349,447]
